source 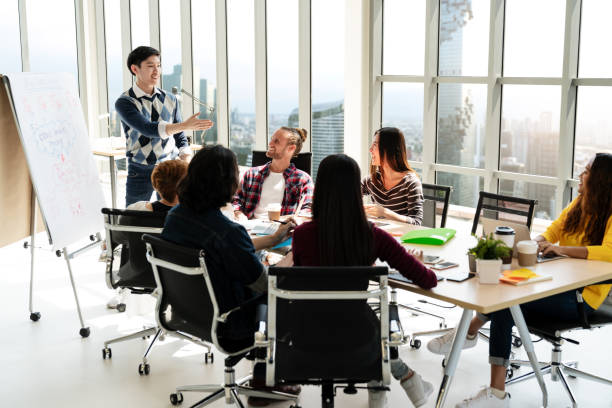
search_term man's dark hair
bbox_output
[312,154,373,266]
[177,145,239,213]
[126,46,160,76]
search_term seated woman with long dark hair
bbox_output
[362,127,424,225]
[291,154,438,408]
[427,153,612,408]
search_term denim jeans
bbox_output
[125,160,155,206]
[484,289,595,367]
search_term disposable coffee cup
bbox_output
[494,226,515,270]
[267,204,281,221]
[517,240,538,266]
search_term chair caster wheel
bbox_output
[440,322,447,328]
[170,392,184,405]
[290,405,301,408]
[510,363,520,370]
[205,351,214,364]
[442,358,447,368]
[30,312,41,322]
[506,368,514,380]
[79,327,90,338]
[102,347,112,359]
[138,363,150,375]
[512,337,522,348]
[116,303,126,313]
[410,339,421,349]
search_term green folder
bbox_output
[400,228,456,245]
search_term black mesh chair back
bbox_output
[251,150,312,175]
[102,208,167,289]
[421,183,452,228]
[267,266,389,386]
[471,191,537,235]
[142,234,216,345]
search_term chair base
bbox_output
[171,369,298,408]
[102,327,213,375]
[507,345,612,408]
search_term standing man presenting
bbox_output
[115,46,213,206]
[233,127,314,220]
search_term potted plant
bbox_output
[468,234,512,284]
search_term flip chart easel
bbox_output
[2,73,106,338]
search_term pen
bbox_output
[272,219,288,224]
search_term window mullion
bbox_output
[214,0,229,147]
[254,0,268,150]
[421,0,439,185]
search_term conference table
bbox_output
[378,221,612,408]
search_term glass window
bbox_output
[381,83,423,162]
[192,0,217,145]
[579,0,612,77]
[503,0,565,77]
[574,87,612,176]
[105,0,124,139]
[26,0,78,81]
[311,0,344,180]
[160,0,182,94]
[227,0,256,166]
[499,180,556,220]
[439,0,489,77]
[436,171,483,208]
[437,84,486,168]
[0,0,21,73]
[382,0,425,75]
[267,0,299,139]
[500,85,561,177]
[131,0,151,47]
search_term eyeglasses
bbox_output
[180,88,215,116]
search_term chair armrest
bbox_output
[389,303,404,345]
[218,293,267,323]
[254,303,268,343]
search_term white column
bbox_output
[254,0,268,150]
[344,0,371,173]
[557,0,581,215]
[149,0,161,50]
[421,0,440,184]
[298,0,311,152]
[120,0,133,90]
[94,0,109,139]
[180,0,194,135]
[483,0,505,192]
[215,0,229,146]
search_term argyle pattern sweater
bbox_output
[115,87,188,165]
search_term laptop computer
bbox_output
[481,218,566,262]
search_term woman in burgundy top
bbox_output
[291,154,437,408]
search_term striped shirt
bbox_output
[361,171,424,225]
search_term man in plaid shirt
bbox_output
[233,127,314,220]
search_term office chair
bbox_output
[101,208,212,375]
[250,150,312,175]
[506,288,612,408]
[471,191,538,235]
[262,265,405,408]
[143,234,298,407]
[421,183,452,228]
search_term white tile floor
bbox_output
[0,232,611,408]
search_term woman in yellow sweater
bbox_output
[427,153,612,408]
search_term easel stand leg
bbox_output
[28,187,41,322]
[63,248,90,338]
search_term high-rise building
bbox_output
[288,101,344,179]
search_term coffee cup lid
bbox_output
[495,226,515,235]
[517,240,538,253]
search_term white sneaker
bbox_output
[455,387,510,408]
[367,381,388,408]
[427,329,478,355]
[400,372,433,407]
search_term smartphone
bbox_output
[445,271,475,282]
[423,255,441,265]
[430,261,459,271]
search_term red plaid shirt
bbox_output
[233,162,314,219]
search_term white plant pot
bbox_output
[476,259,502,284]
